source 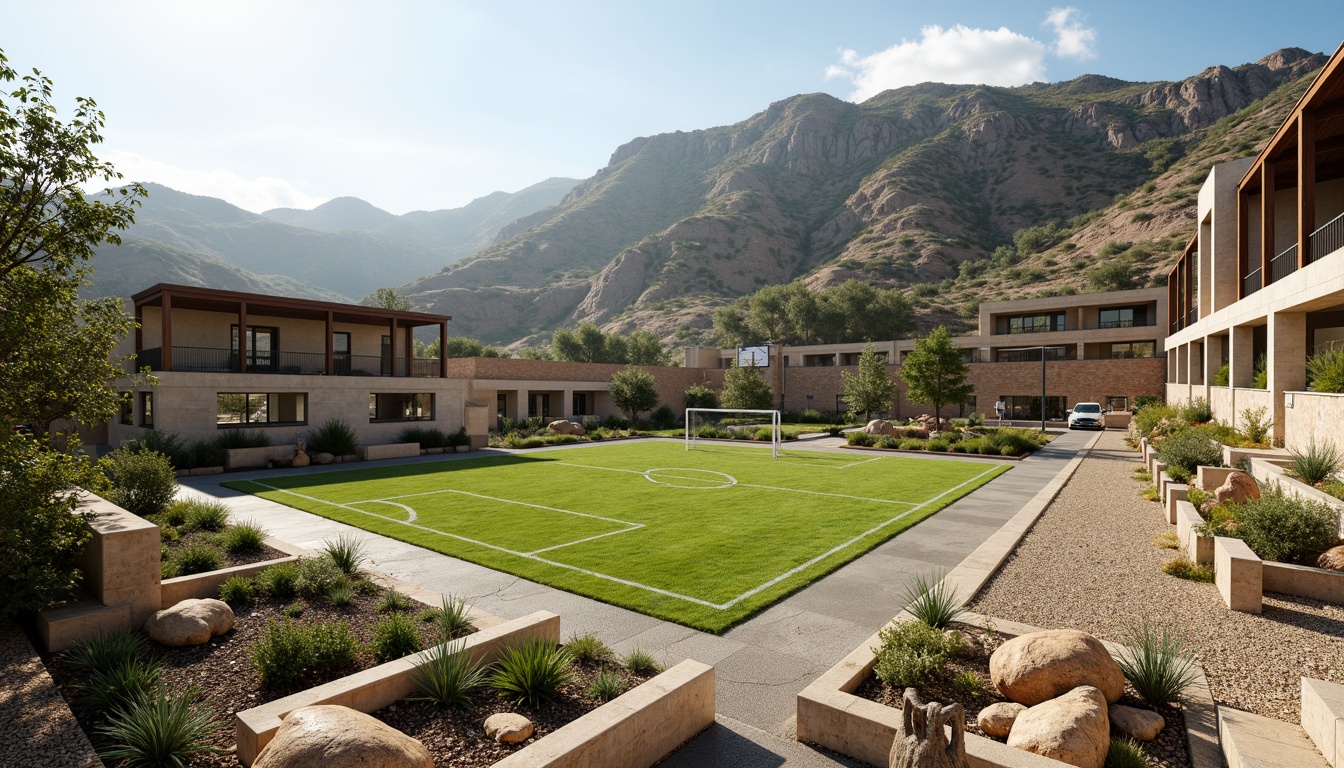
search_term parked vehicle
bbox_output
[1067,402,1105,430]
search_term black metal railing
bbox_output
[1269,244,1298,284]
[1242,267,1262,297]
[1310,212,1344,264]
[1187,309,1198,327]
[1004,324,1065,334]
[136,346,444,377]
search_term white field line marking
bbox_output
[358,499,418,523]
[350,488,637,528]
[552,461,915,505]
[247,461,1005,611]
[833,455,883,470]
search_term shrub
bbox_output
[1308,345,1344,393]
[100,448,178,518]
[397,426,447,449]
[1233,489,1340,565]
[1106,737,1149,768]
[181,499,230,532]
[428,595,476,641]
[410,640,489,709]
[307,620,360,675]
[491,638,573,706]
[684,383,718,410]
[624,648,662,676]
[1253,355,1268,389]
[873,621,962,688]
[446,426,471,448]
[132,431,192,469]
[96,687,221,766]
[63,631,149,677]
[903,572,966,629]
[370,614,422,662]
[899,438,925,451]
[214,429,271,450]
[282,602,304,618]
[565,632,614,664]
[846,432,876,447]
[1213,364,1230,386]
[325,582,354,608]
[170,543,223,576]
[1240,406,1271,444]
[321,534,368,575]
[1155,427,1222,476]
[951,670,983,698]
[876,434,899,449]
[77,657,163,714]
[1115,620,1200,705]
[1289,439,1343,486]
[927,439,950,452]
[378,591,412,613]
[1178,397,1213,424]
[307,418,359,456]
[587,669,624,702]
[648,405,678,430]
[220,519,267,555]
[1133,404,1179,440]
[255,562,299,600]
[252,620,313,687]
[218,576,254,606]
[967,411,985,427]
[1161,556,1214,582]
[295,556,344,599]
[188,440,228,470]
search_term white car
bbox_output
[1067,402,1106,430]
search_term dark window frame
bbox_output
[217,392,308,428]
[369,392,435,423]
[139,391,154,428]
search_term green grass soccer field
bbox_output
[223,441,1009,632]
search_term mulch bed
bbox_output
[48,584,441,768]
[375,659,655,766]
[854,625,1191,768]
[162,528,289,569]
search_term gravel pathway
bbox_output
[971,430,1344,724]
[0,622,101,768]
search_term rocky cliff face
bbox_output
[401,49,1327,345]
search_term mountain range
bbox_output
[88,48,1328,347]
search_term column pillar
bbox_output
[561,388,574,419]
[1268,311,1307,446]
[162,292,173,372]
[1076,342,1086,361]
[1204,334,1225,406]
[439,321,448,378]
[325,311,334,375]
[1238,188,1250,297]
[1299,111,1316,267]
[1230,325,1255,388]
[1176,344,1189,385]
[514,389,529,421]
[238,301,248,373]
[1261,161,1276,282]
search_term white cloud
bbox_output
[1044,7,1097,60]
[97,150,327,213]
[827,25,1048,101]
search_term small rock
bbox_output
[315,452,335,465]
[484,713,534,744]
[1214,471,1260,506]
[1109,704,1164,741]
[978,702,1027,738]
[1319,546,1344,571]
[144,599,234,647]
[253,705,432,768]
[990,629,1125,706]
[1007,686,1110,768]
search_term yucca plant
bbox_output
[564,632,614,664]
[77,658,164,714]
[63,631,149,677]
[623,648,661,676]
[902,571,967,629]
[1115,620,1200,706]
[96,686,221,768]
[321,533,368,576]
[220,519,267,555]
[1289,439,1342,486]
[410,640,489,709]
[587,669,625,702]
[307,418,359,456]
[491,638,573,706]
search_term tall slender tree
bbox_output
[898,326,972,431]
[840,343,896,420]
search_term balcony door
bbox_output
[333,332,351,375]
[231,325,277,372]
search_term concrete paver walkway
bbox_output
[183,431,1096,766]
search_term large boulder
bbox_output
[977,702,1027,738]
[484,712,534,744]
[1007,686,1109,768]
[547,419,586,436]
[1214,471,1261,506]
[315,452,335,465]
[864,419,899,436]
[1319,545,1344,571]
[1109,704,1164,741]
[254,705,433,768]
[989,630,1124,706]
[144,598,234,646]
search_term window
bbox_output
[1004,313,1065,334]
[1109,342,1155,359]
[1098,306,1149,329]
[119,394,133,426]
[218,392,307,426]
[529,393,551,419]
[231,325,278,370]
[139,392,154,428]
[369,392,433,421]
[573,392,589,416]
[1001,395,1067,421]
[333,332,351,374]
[1106,396,1129,412]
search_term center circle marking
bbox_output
[641,467,738,490]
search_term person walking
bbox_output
[994,397,1006,424]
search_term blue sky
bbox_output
[4,1,1342,214]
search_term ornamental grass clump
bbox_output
[96,686,221,768]
[565,632,614,664]
[1115,620,1200,706]
[587,669,624,702]
[903,572,966,629]
[181,499,230,532]
[220,519,267,555]
[63,631,148,677]
[410,640,489,709]
[255,562,299,600]
[320,533,369,576]
[623,648,662,676]
[873,620,964,688]
[428,595,476,641]
[217,576,254,606]
[1106,737,1149,768]
[168,542,223,576]
[1289,439,1343,486]
[77,657,164,714]
[378,590,412,613]
[491,638,573,706]
[307,418,359,456]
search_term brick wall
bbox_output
[445,357,724,414]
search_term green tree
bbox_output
[518,346,552,360]
[899,326,973,431]
[840,343,896,419]
[420,337,505,359]
[609,367,659,428]
[361,287,412,311]
[625,331,666,366]
[0,49,146,618]
[684,383,717,410]
[712,302,751,347]
[721,363,774,410]
[554,323,618,363]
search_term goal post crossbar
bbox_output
[684,407,782,458]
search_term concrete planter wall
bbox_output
[357,442,421,461]
[160,537,305,608]
[1215,535,1344,611]
[1248,457,1344,537]
[1174,500,1213,564]
[226,445,297,470]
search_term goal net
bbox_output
[685,408,782,458]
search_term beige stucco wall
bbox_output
[109,372,469,448]
[1283,391,1344,455]
[139,306,401,359]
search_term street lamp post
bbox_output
[1025,345,1067,433]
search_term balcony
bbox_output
[1310,211,1344,264]
[1269,244,1298,284]
[1242,267,1262,298]
[136,347,444,377]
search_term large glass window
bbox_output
[333,332,351,374]
[139,392,154,428]
[369,392,434,421]
[1109,342,1155,359]
[1098,308,1134,329]
[231,326,278,370]
[1001,395,1068,421]
[1005,313,1065,334]
[217,392,307,426]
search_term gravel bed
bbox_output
[0,622,101,768]
[855,625,1189,768]
[971,430,1344,723]
[375,660,653,766]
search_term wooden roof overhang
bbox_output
[1238,41,1344,195]
[130,284,450,328]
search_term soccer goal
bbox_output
[685,408,782,458]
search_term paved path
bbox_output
[182,431,1097,766]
